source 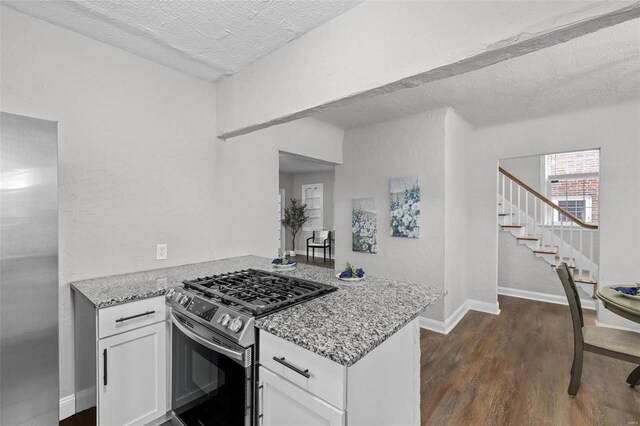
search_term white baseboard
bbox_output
[75,386,96,412]
[420,298,500,335]
[467,298,501,315]
[498,286,596,310]
[59,394,75,421]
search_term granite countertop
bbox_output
[70,255,279,308]
[71,255,445,366]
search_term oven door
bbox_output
[171,311,253,426]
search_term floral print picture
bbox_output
[352,198,377,253]
[390,176,421,238]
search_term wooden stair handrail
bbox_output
[499,167,598,230]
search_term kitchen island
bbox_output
[71,255,445,425]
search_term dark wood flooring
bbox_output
[293,255,335,270]
[59,407,95,426]
[420,296,640,425]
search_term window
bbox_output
[555,198,592,223]
[545,149,599,224]
[301,183,323,231]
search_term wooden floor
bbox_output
[60,407,95,426]
[420,296,640,425]
[293,255,335,269]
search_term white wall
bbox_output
[278,172,294,251]
[1,7,218,399]
[214,118,343,260]
[468,100,640,330]
[499,232,564,296]
[215,1,630,138]
[443,109,472,319]
[499,154,546,221]
[335,109,448,321]
[500,155,543,192]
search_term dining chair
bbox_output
[306,230,331,262]
[556,263,640,394]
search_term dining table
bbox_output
[596,285,640,387]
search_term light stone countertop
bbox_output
[70,255,445,366]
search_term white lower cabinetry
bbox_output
[259,367,345,426]
[258,318,420,426]
[74,293,168,426]
[98,321,167,426]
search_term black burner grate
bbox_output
[182,269,336,316]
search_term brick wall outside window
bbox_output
[546,150,599,223]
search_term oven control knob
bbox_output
[228,317,244,333]
[219,313,231,327]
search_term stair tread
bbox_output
[573,270,597,285]
[501,224,524,228]
[498,213,514,217]
[534,246,557,255]
[552,257,576,268]
[517,234,541,241]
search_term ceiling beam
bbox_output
[217,2,640,140]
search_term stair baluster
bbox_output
[559,214,564,260]
[533,195,536,240]
[501,174,505,215]
[525,191,529,236]
[510,180,513,225]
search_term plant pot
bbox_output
[289,250,296,257]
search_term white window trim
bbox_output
[551,196,593,224]
[301,183,323,232]
[543,151,600,226]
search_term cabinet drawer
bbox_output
[99,297,166,339]
[259,330,346,410]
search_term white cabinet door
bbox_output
[98,321,167,426]
[259,367,344,426]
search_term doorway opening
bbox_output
[278,151,336,269]
[497,149,600,308]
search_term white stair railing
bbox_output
[498,167,599,283]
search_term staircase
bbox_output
[498,167,599,298]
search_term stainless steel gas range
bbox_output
[165,268,336,426]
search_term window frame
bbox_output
[543,150,600,226]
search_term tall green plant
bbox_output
[282,198,309,252]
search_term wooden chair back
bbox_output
[556,263,584,339]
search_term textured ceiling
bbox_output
[4,0,361,82]
[279,152,335,174]
[315,18,640,129]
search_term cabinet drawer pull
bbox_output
[115,310,155,323]
[272,356,310,378]
[103,349,107,386]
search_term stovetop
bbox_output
[182,268,337,317]
[166,269,336,347]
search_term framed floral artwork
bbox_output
[352,198,377,253]
[390,176,421,238]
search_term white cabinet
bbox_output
[258,318,420,426]
[98,321,167,426]
[259,367,345,426]
[73,293,168,426]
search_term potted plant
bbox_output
[282,198,308,256]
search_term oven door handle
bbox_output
[171,312,245,363]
